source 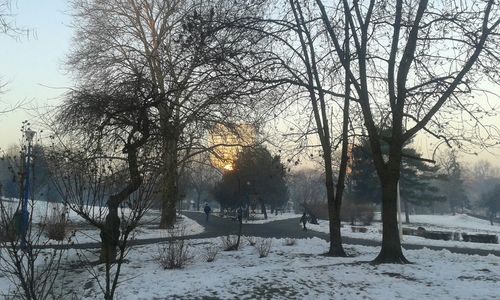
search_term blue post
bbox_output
[20,130,34,251]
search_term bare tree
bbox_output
[68,0,271,229]
[315,0,500,263]
[48,77,158,299]
[235,0,355,256]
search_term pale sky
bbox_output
[0,1,498,169]
[0,1,72,148]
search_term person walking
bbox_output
[204,203,212,222]
[300,212,308,231]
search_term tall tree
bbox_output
[242,0,354,256]
[68,0,269,228]
[316,0,500,263]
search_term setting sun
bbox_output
[209,124,256,171]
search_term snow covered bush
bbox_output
[284,238,296,246]
[221,235,239,251]
[204,243,219,262]
[255,238,272,258]
[245,236,257,246]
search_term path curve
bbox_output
[27,211,500,257]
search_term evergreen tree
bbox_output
[480,181,500,225]
[399,148,445,223]
[213,145,288,219]
[439,150,469,214]
[348,137,445,223]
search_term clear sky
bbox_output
[0,1,72,148]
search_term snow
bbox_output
[8,237,498,299]
[68,213,204,244]
[408,214,500,234]
[2,201,500,299]
[307,214,500,251]
[0,199,205,244]
[244,212,302,224]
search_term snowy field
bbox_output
[2,198,500,299]
[2,237,499,299]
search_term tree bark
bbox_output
[260,202,267,219]
[160,137,178,229]
[325,148,347,257]
[373,175,410,264]
[404,198,410,224]
[100,206,120,263]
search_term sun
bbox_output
[209,124,256,171]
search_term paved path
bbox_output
[182,212,500,257]
[30,211,500,257]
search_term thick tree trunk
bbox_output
[373,176,410,264]
[160,138,178,229]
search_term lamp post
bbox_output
[21,129,35,250]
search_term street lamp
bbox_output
[21,129,35,250]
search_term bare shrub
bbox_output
[284,238,296,246]
[341,202,375,225]
[220,235,239,251]
[204,243,219,262]
[43,204,68,241]
[255,238,272,258]
[156,228,191,269]
[245,236,257,246]
[303,202,329,220]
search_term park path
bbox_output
[31,211,500,257]
[182,212,500,257]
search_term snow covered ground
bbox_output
[2,199,500,299]
[244,212,302,224]
[308,214,500,251]
[3,237,499,299]
[0,199,205,244]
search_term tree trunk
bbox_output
[373,176,409,264]
[260,202,267,219]
[99,209,120,263]
[404,198,410,224]
[326,168,346,257]
[196,191,201,211]
[160,138,178,229]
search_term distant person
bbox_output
[204,203,211,221]
[300,212,308,231]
